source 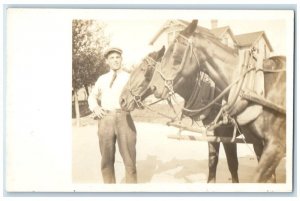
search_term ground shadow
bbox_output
[133,155,286,183]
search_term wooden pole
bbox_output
[74,90,81,127]
[167,122,253,143]
[167,134,251,144]
[241,90,286,114]
[167,121,213,135]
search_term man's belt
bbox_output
[92,109,128,120]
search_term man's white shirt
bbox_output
[88,69,130,111]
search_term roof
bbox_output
[177,20,212,35]
[149,19,213,45]
[235,31,273,51]
[210,26,238,44]
[149,20,273,52]
[210,26,229,38]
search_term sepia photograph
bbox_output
[6,8,294,193]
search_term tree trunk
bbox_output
[74,90,81,127]
[84,84,89,97]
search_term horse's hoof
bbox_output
[207,178,216,183]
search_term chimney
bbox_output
[211,19,218,29]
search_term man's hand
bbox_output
[93,106,107,119]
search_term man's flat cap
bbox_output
[104,47,123,58]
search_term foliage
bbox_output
[72,20,110,90]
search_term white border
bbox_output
[1,2,299,200]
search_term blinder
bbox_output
[154,33,201,98]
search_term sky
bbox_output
[103,19,290,67]
[103,20,165,66]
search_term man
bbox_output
[88,47,137,184]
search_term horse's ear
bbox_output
[182,19,198,36]
[157,45,165,60]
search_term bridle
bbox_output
[159,33,286,118]
[154,34,202,97]
[128,56,158,108]
[127,55,181,121]
[153,33,254,115]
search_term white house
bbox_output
[210,25,238,50]
[235,31,273,69]
[149,19,274,69]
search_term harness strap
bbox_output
[147,98,164,106]
[183,72,215,118]
[141,100,178,121]
[226,50,252,114]
[155,35,194,96]
[182,67,256,114]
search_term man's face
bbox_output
[106,52,122,71]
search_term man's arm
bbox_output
[88,79,107,118]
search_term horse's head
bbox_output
[120,46,165,112]
[150,19,239,99]
[150,20,200,99]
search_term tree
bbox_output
[72,20,110,126]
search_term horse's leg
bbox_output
[222,143,239,183]
[207,142,220,183]
[254,139,284,182]
[252,140,263,162]
[252,139,278,182]
[242,125,277,182]
[213,125,239,183]
[248,114,285,182]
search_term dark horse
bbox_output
[149,20,286,183]
[120,48,241,182]
[120,46,165,112]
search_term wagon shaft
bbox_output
[167,121,213,135]
[167,121,253,143]
[167,134,252,144]
[241,90,286,114]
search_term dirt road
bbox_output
[72,122,286,184]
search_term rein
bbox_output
[172,34,286,115]
[182,66,256,113]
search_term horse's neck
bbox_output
[195,36,240,87]
[175,76,195,101]
[176,73,222,124]
[196,35,238,65]
[210,57,240,84]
